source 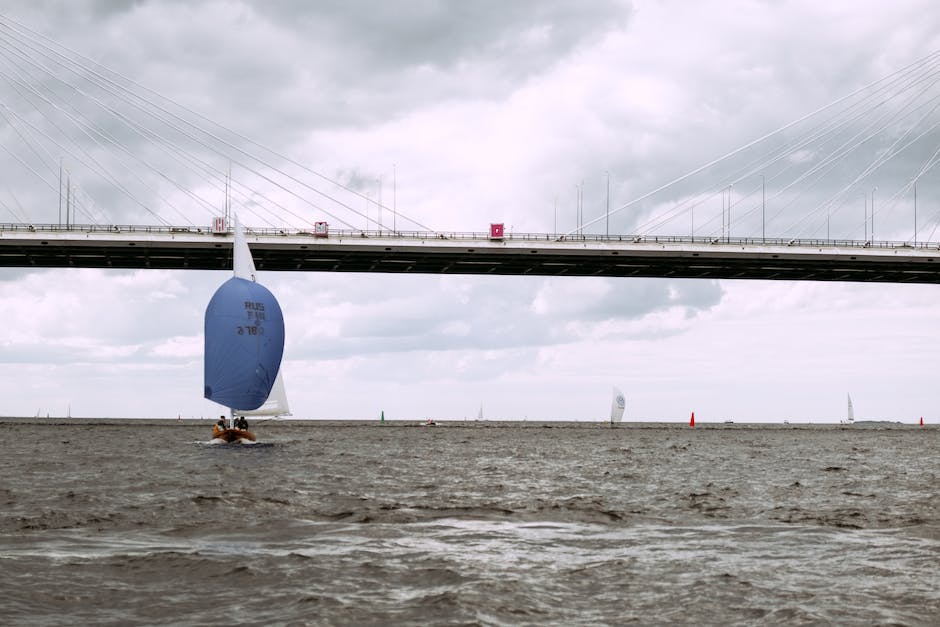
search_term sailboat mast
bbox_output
[225,162,231,224]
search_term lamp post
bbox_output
[576,184,581,236]
[605,171,610,238]
[377,176,383,230]
[863,192,868,241]
[871,186,877,242]
[728,184,733,242]
[761,174,765,241]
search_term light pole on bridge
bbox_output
[871,186,877,242]
[376,176,383,230]
[553,196,557,236]
[761,174,765,241]
[576,183,582,237]
[726,184,733,242]
[862,192,868,241]
[606,171,610,238]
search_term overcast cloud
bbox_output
[1,1,939,422]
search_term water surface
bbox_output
[1,419,937,625]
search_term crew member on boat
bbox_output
[213,415,228,437]
[234,415,248,430]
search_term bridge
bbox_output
[3,222,940,283]
[2,18,940,285]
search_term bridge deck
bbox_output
[2,224,939,283]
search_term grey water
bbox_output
[1,419,938,626]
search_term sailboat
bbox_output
[204,215,289,443]
[842,394,855,425]
[610,386,625,426]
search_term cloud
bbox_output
[0,267,218,363]
[1,1,939,421]
[269,272,721,363]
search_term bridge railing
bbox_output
[1,221,936,251]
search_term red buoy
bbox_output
[690,411,695,428]
[920,416,924,427]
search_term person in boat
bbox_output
[213,415,227,438]
[234,415,248,430]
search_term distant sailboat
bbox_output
[204,215,288,443]
[609,386,625,426]
[477,403,484,421]
[842,394,855,425]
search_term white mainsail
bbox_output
[231,215,291,417]
[846,394,854,424]
[232,214,258,283]
[239,369,291,417]
[610,386,626,424]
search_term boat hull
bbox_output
[211,427,257,443]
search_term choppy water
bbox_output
[1,419,938,626]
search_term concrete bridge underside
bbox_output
[2,226,940,284]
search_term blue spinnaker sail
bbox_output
[204,276,285,411]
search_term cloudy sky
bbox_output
[2,0,940,423]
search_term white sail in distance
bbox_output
[610,387,626,424]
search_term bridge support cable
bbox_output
[0,104,68,219]
[0,13,432,233]
[0,45,320,231]
[659,53,940,242]
[862,104,940,244]
[785,73,940,240]
[0,101,113,226]
[0,48,227,227]
[0,21,280,228]
[709,62,940,240]
[0,186,31,224]
[633,58,940,242]
[0,26,179,226]
[763,85,940,240]
[899,148,940,245]
[584,49,940,243]
[631,83,894,238]
[0,62,192,227]
[0,27,302,229]
[796,115,940,241]
[865,146,940,246]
